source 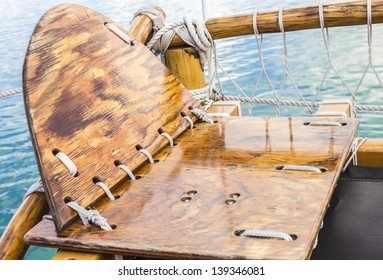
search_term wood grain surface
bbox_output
[26,117,358,259]
[23,4,200,231]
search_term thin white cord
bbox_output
[95,181,115,201]
[117,164,136,180]
[139,148,155,164]
[55,151,78,176]
[281,165,323,173]
[160,132,174,147]
[239,229,293,241]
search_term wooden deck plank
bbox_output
[25,117,358,259]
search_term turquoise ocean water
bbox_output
[0,0,383,259]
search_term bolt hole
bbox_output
[290,234,298,240]
[153,159,160,163]
[230,193,240,198]
[92,177,101,184]
[181,197,192,202]
[130,40,135,46]
[180,112,187,117]
[114,195,121,200]
[275,166,284,170]
[64,197,73,204]
[186,190,197,196]
[225,199,236,205]
[114,160,122,167]
[110,224,117,230]
[303,122,310,126]
[188,106,194,110]
[320,168,327,173]
[214,120,218,123]
[134,175,142,180]
[52,148,61,155]
[341,122,347,126]
[234,230,245,236]
[135,145,143,151]
[158,128,165,134]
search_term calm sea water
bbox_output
[1,0,383,259]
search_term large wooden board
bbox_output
[23,4,200,231]
[26,117,358,259]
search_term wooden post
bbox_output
[0,193,48,260]
[170,0,383,48]
[165,47,205,90]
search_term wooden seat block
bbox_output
[26,117,358,259]
[23,4,200,231]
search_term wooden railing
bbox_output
[170,0,383,48]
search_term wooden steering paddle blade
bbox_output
[23,4,200,231]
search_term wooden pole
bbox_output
[0,6,163,261]
[128,6,165,45]
[170,0,383,48]
[0,193,48,260]
[165,47,206,90]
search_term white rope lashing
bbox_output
[24,178,44,199]
[278,9,312,116]
[183,115,194,129]
[238,229,293,241]
[221,95,383,112]
[117,164,136,180]
[54,151,78,176]
[354,0,383,97]
[147,17,212,66]
[342,137,368,172]
[95,181,115,201]
[190,108,214,124]
[253,12,281,117]
[0,88,22,99]
[138,148,155,164]
[133,7,165,32]
[66,201,112,231]
[160,132,174,146]
[281,165,323,173]
[105,23,134,45]
[306,121,342,127]
[315,1,354,115]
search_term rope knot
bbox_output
[134,7,165,33]
[146,17,213,66]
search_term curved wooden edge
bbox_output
[170,0,383,48]
[0,193,48,260]
[0,6,165,261]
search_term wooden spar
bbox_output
[0,193,48,260]
[169,0,383,48]
[128,6,165,44]
[0,6,163,261]
[165,47,205,90]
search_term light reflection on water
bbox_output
[0,0,383,259]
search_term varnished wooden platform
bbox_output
[26,117,358,259]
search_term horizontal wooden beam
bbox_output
[170,0,383,48]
